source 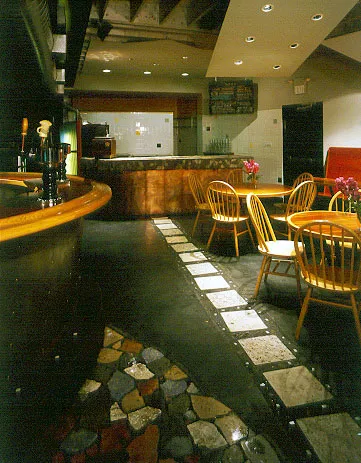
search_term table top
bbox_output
[230,183,293,198]
[287,210,361,234]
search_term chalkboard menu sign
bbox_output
[209,80,256,115]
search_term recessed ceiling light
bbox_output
[234,60,243,65]
[273,64,281,70]
[153,63,159,66]
[182,56,188,60]
[181,73,189,76]
[245,36,255,43]
[311,13,323,21]
[262,4,273,12]
[102,69,111,73]
[289,42,299,49]
[143,71,151,75]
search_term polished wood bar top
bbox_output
[287,210,361,234]
[0,172,112,242]
[218,183,293,198]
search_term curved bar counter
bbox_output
[0,172,112,442]
[0,172,112,241]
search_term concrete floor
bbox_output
[4,210,361,462]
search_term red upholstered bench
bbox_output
[314,147,361,197]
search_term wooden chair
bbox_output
[273,172,314,211]
[328,190,353,212]
[226,168,246,186]
[188,172,212,236]
[293,220,361,344]
[246,193,302,299]
[271,180,317,239]
[206,181,255,256]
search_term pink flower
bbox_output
[243,159,260,174]
[335,176,361,201]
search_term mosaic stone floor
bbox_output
[45,215,361,463]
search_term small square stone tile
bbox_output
[179,251,207,263]
[296,413,361,463]
[171,243,198,253]
[186,262,218,276]
[153,218,172,224]
[239,335,296,365]
[165,235,188,244]
[206,290,247,309]
[194,275,230,291]
[221,310,267,332]
[160,228,183,236]
[156,223,178,230]
[263,365,333,408]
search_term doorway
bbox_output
[282,102,324,186]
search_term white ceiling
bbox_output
[207,0,360,78]
[78,0,361,83]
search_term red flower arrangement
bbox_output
[243,159,260,182]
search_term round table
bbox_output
[230,183,293,198]
[287,210,361,236]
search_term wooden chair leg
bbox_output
[207,222,217,250]
[254,256,268,298]
[233,223,239,257]
[246,220,256,248]
[191,210,201,236]
[295,287,312,340]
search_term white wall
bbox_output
[81,111,173,156]
[74,48,361,176]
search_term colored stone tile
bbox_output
[124,362,155,380]
[107,371,135,402]
[187,421,227,450]
[127,424,159,463]
[110,402,127,423]
[137,377,160,396]
[186,262,218,276]
[142,347,164,364]
[120,339,143,354]
[147,356,172,376]
[103,327,123,347]
[161,379,188,398]
[97,348,122,364]
[171,243,198,253]
[121,388,146,413]
[163,435,194,459]
[164,365,188,381]
[221,310,267,332]
[194,275,230,291]
[60,428,98,455]
[191,395,231,420]
[239,335,296,365]
[99,425,127,453]
[264,366,333,408]
[78,379,102,402]
[296,413,361,463]
[179,251,207,263]
[128,406,162,432]
[167,393,191,416]
[214,413,248,444]
[206,290,247,309]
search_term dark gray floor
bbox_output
[72,211,361,462]
[6,209,361,462]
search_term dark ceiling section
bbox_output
[327,1,361,39]
[159,0,181,24]
[65,0,93,87]
[187,0,229,30]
